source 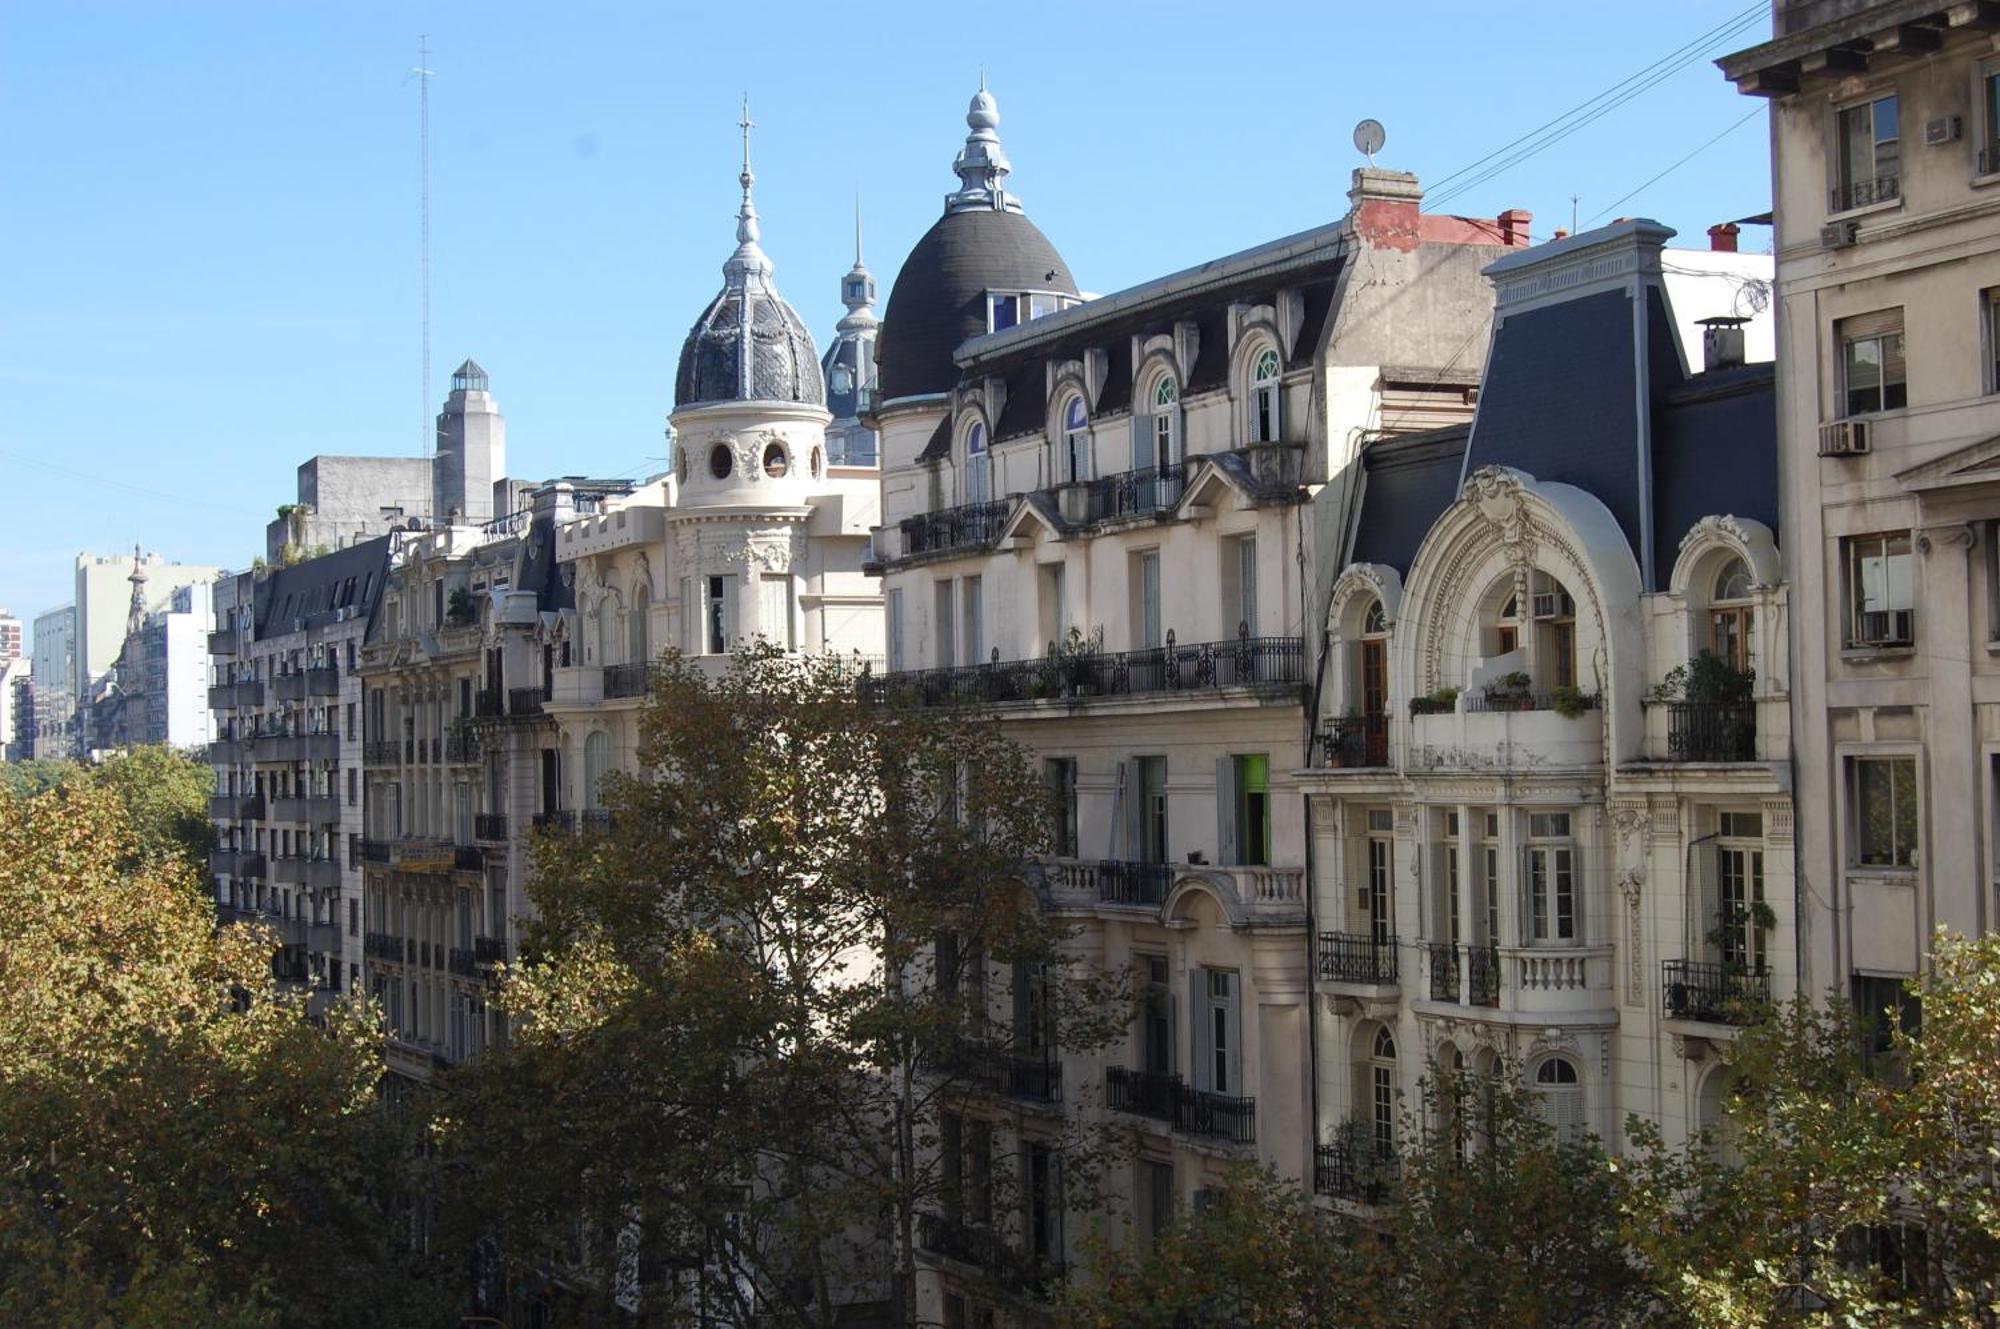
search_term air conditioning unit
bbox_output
[1532,590,1575,620]
[1818,418,1872,456]
[1821,219,1859,249]
[1854,609,1915,648]
[1925,115,1963,145]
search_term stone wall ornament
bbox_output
[1610,804,1650,855]
[1466,466,1534,561]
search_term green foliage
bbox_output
[445,585,478,626]
[0,757,80,798]
[1650,649,1755,705]
[0,778,440,1328]
[439,644,1128,1326]
[1409,685,1460,716]
[1551,684,1593,718]
[0,745,213,869]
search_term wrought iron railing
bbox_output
[474,689,504,719]
[1081,461,1190,521]
[859,630,1305,708]
[1663,959,1770,1025]
[1426,941,1460,1002]
[898,500,1013,557]
[1104,1068,1255,1142]
[1058,859,1171,906]
[1666,701,1756,762]
[473,935,508,966]
[915,1213,1066,1300]
[1830,173,1899,212]
[363,740,401,766]
[506,687,547,720]
[1315,713,1389,767]
[603,662,650,699]
[1318,931,1398,985]
[532,810,575,833]
[445,730,481,763]
[1467,944,1501,1007]
[1466,689,1602,714]
[473,813,508,842]
[1313,1139,1400,1204]
[364,931,405,962]
[1106,1067,1180,1123]
[448,947,478,977]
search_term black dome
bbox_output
[675,287,825,409]
[875,208,1077,402]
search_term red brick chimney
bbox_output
[1708,222,1740,253]
[1498,208,1533,247]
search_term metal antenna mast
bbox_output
[412,36,434,453]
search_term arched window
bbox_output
[583,605,602,665]
[965,421,990,505]
[629,582,651,666]
[1531,572,1578,691]
[1369,1026,1398,1160]
[1062,396,1091,483]
[1354,598,1390,764]
[1251,347,1282,443]
[1530,1056,1584,1143]
[583,731,610,811]
[597,598,618,668]
[1151,375,1179,471]
[1710,556,1754,673]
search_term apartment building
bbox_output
[864,84,1543,1319]
[1722,1,2000,1025]
[208,537,390,1010]
[1299,219,1790,1212]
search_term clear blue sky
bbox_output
[0,1,1773,644]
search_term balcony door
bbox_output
[1360,632,1389,765]
[1193,967,1240,1096]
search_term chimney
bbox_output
[1497,208,1533,247]
[1697,316,1747,372]
[1347,167,1423,252]
[1707,222,1740,253]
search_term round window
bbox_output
[763,442,789,478]
[708,444,733,480]
[811,446,825,479]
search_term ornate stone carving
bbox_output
[732,434,763,482]
[1610,804,1650,854]
[1466,466,1533,557]
[1616,867,1644,903]
[1677,514,1753,555]
[1762,799,1794,845]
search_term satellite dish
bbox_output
[1353,118,1386,162]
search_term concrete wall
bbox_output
[274,455,435,563]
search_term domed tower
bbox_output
[821,205,880,467]
[871,82,1079,472]
[667,104,844,657]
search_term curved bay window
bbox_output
[1250,347,1282,443]
[965,421,990,505]
[1709,556,1754,673]
[1061,396,1092,483]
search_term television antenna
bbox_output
[1352,118,1386,165]
[406,37,435,453]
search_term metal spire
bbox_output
[726,94,773,282]
[946,80,1020,215]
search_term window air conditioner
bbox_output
[1855,609,1915,647]
[1820,219,1859,249]
[1818,418,1871,456]
[1532,590,1574,620]
[1925,115,1962,146]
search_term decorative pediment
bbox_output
[1895,433,2000,493]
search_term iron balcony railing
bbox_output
[533,810,575,833]
[1314,714,1389,768]
[1105,1068,1256,1143]
[603,662,650,699]
[454,845,484,873]
[1663,959,1771,1025]
[445,730,481,763]
[448,947,478,977]
[1467,944,1501,1007]
[1666,701,1756,762]
[928,1039,1063,1104]
[1466,689,1603,714]
[1314,1139,1401,1204]
[1830,173,1899,213]
[473,812,508,842]
[915,1212,1066,1301]
[1318,931,1398,985]
[473,935,508,965]
[898,499,1012,557]
[1079,460,1190,522]
[363,740,399,767]
[364,931,405,962]
[358,839,393,864]
[1426,941,1460,1002]
[506,686,548,720]
[474,689,505,719]
[860,630,1305,709]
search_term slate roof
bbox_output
[254,536,392,638]
[1651,361,1778,578]
[675,287,825,409]
[1350,424,1474,577]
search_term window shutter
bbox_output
[1519,845,1534,946]
[1238,540,1259,637]
[1221,971,1242,1097]
[1173,403,1186,466]
[1117,759,1135,860]
[1693,842,1720,962]
[1191,968,1213,1092]
[1841,308,1903,341]
[1131,414,1148,473]
[1216,757,1239,866]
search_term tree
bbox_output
[1625,931,2000,1327]
[0,744,213,868]
[436,645,1126,1326]
[0,776,440,1327]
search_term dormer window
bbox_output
[830,365,853,394]
[965,421,990,505]
[1251,348,1282,443]
[990,294,1020,331]
[1710,557,1755,673]
[1061,397,1092,483]
[1150,376,1180,471]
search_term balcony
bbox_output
[364,931,406,962]
[207,681,264,709]
[207,849,268,879]
[1663,959,1770,1026]
[273,667,339,702]
[271,856,341,889]
[1830,173,1898,213]
[308,921,342,954]
[1425,941,1459,1002]
[1314,714,1389,769]
[474,934,508,966]
[1045,858,1171,907]
[533,810,575,833]
[444,730,481,763]
[473,812,509,843]
[447,947,478,977]
[915,1212,1066,1302]
[358,839,392,865]
[1664,702,1756,763]
[207,738,247,765]
[362,740,400,767]
[1059,460,1191,525]
[1314,1138,1400,1205]
[254,732,339,763]
[603,662,651,700]
[208,793,265,821]
[207,629,238,656]
[862,631,1305,709]
[1467,944,1501,1007]
[1317,931,1398,987]
[269,795,341,824]
[1104,1068,1256,1143]
[897,499,1012,558]
[474,689,505,719]
[505,687,548,721]
[928,1039,1063,1105]
[1411,692,1604,770]
[454,845,484,873]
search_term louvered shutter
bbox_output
[1131,413,1149,474]
[1216,757,1239,866]
[1191,966,1214,1092]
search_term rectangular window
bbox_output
[989,293,1019,332]
[1143,1159,1174,1249]
[1839,311,1906,417]
[1844,532,1915,648]
[1834,93,1900,211]
[1134,551,1162,650]
[1194,967,1240,1095]
[1233,754,1270,866]
[1140,954,1173,1076]
[886,588,904,673]
[1223,536,1258,639]
[1044,757,1078,858]
[1527,813,1576,944]
[705,575,729,654]
[1851,756,1919,868]
[1136,756,1168,864]
[933,579,955,668]
[961,576,983,665]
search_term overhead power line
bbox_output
[1584,105,1765,227]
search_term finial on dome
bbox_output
[946,80,1021,216]
[726,95,773,282]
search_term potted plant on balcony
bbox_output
[445,586,479,628]
[1551,684,1594,719]
[1649,650,1754,706]
[1481,670,1534,712]
[1409,685,1459,717]
[1054,625,1104,697]
[1651,651,1756,760]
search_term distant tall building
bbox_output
[821,215,880,467]
[73,550,221,718]
[0,610,22,663]
[432,359,508,526]
[30,604,73,759]
[0,658,29,762]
